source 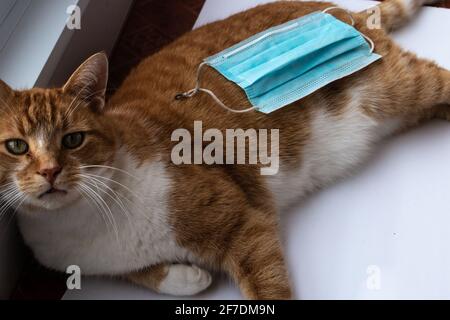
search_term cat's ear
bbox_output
[63,52,109,111]
[0,79,13,102]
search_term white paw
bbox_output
[157,264,212,296]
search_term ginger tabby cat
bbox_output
[1,0,449,299]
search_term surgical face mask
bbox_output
[176,7,382,114]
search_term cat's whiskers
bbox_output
[82,182,119,239]
[0,193,19,216]
[64,89,108,121]
[77,182,120,243]
[3,194,28,231]
[78,174,133,227]
[77,184,119,244]
[0,189,20,207]
[75,184,114,239]
[79,165,140,180]
[0,182,16,193]
[0,184,21,201]
[78,172,153,223]
[65,86,117,121]
[0,188,25,225]
[80,172,144,203]
[63,83,91,122]
[78,175,155,237]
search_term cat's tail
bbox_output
[359,0,440,32]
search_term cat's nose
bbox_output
[38,166,62,184]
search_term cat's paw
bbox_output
[157,264,212,296]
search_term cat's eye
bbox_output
[62,132,85,149]
[5,139,29,155]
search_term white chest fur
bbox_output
[17,156,192,275]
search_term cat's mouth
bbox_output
[38,187,68,199]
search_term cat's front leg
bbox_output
[223,212,292,300]
[127,263,212,296]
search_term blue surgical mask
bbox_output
[176,7,382,114]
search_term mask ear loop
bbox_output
[323,6,355,25]
[322,7,375,53]
[176,7,376,112]
[175,62,256,113]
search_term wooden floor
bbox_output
[437,0,450,7]
[108,0,205,90]
[11,0,450,300]
[424,0,450,8]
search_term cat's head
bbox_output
[0,53,117,211]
